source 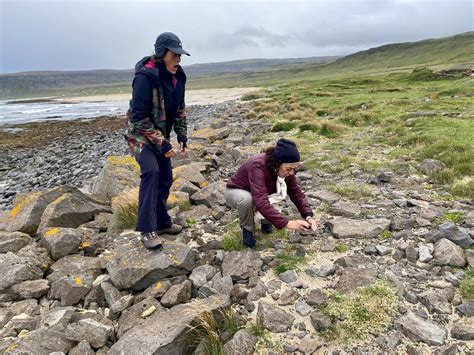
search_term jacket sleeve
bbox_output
[174,84,187,141]
[248,162,289,229]
[131,74,171,154]
[286,175,314,219]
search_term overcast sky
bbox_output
[0,0,472,73]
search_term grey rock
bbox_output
[223,329,258,355]
[10,279,50,300]
[279,270,298,283]
[110,294,135,318]
[37,190,110,234]
[433,238,466,266]
[326,217,391,238]
[0,231,32,253]
[104,236,197,290]
[336,267,377,294]
[101,281,123,308]
[375,170,393,183]
[49,275,94,306]
[456,301,474,317]
[393,199,408,208]
[117,297,165,338]
[418,245,433,262]
[69,340,95,355]
[247,281,267,302]
[134,280,172,303]
[160,280,192,308]
[334,255,370,268]
[391,217,415,231]
[189,264,218,289]
[0,308,13,328]
[108,295,230,355]
[278,289,301,306]
[298,338,323,354]
[311,190,340,204]
[222,250,262,281]
[364,244,378,255]
[451,323,474,340]
[257,301,295,333]
[330,200,361,217]
[90,158,140,201]
[190,181,226,208]
[210,275,233,296]
[466,249,474,267]
[38,306,75,332]
[4,186,79,237]
[310,311,331,331]
[395,312,446,346]
[375,245,392,256]
[419,159,446,174]
[0,252,43,292]
[405,245,419,263]
[319,237,336,252]
[65,318,113,348]
[306,289,328,307]
[39,227,82,260]
[295,300,313,316]
[47,255,103,283]
[438,222,472,248]
[3,329,74,354]
[418,289,454,314]
[404,290,418,304]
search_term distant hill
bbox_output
[1,32,472,98]
[0,57,338,98]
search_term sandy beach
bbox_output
[55,87,261,105]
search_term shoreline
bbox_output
[3,87,261,106]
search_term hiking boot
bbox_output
[242,228,256,248]
[140,231,163,249]
[156,224,183,235]
[260,221,273,234]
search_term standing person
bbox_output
[125,32,190,249]
[225,139,317,247]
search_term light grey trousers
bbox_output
[225,188,256,232]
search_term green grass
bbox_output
[324,181,373,201]
[335,244,349,253]
[222,220,244,252]
[115,203,138,230]
[319,281,398,342]
[460,268,474,300]
[443,211,464,224]
[380,230,393,240]
[273,253,305,275]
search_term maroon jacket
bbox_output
[226,154,313,229]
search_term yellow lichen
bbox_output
[74,277,82,285]
[155,282,162,289]
[199,181,209,188]
[45,227,60,237]
[8,192,39,220]
[81,241,91,248]
[107,155,140,172]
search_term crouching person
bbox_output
[225,138,317,247]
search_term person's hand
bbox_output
[179,142,186,156]
[306,217,317,231]
[286,219,312,233]
[164,146,176,158]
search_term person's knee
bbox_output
[141,168,160,181]
[236,193,253,209]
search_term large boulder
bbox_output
[4,186,78,237]
[108,294,230,354]
[437,222,472,248]
[395,312,446,346]
[0,252,43,292]
[326,217,391,238]
[65,318,114,349]
[336,267,378,294]
[103,232,198,290]
[46,255,104,283]
[173,162,208,188]
[39,227,82,260]
[117,297,165,338]
[0,231,32,253]
[37,190,110,234]
[190,181,226,208]
[432,238,466,267]
[257,301,295,333]
[222,250,263,281]
[223,329,258,355]
[90,155,140,201]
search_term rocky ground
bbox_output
[0,99,472,354]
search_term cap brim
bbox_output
[167,46,190,56]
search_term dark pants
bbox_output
[136,145,173,233]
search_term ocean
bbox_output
[0,99,130,126]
